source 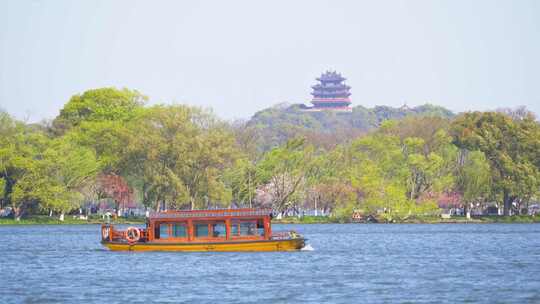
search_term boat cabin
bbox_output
[102,208,274,244]
[147,208,272,242]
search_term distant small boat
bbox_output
[100,208,306,252]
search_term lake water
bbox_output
[1,224,539,303]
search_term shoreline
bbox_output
[0,216,145,226]
[1,215,539,225]
[274,214,540,224]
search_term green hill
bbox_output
[246,103,454,150]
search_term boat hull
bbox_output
[101,238,305,252]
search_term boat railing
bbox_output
[112,229,125,242]
[270,231,302,240]
[101,224,147,243]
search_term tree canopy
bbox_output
[52,87,147,134]
[2,87,539,221]
[451,111,540,215]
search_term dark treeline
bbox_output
[1,88,539,221]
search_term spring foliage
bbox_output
[1,88,539,221]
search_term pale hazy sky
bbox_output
[1,0,539,122]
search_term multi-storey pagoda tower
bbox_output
[307,71,352,111]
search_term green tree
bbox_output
[0,177,5,205]
[11,137,99,220]
[51,88,146,174]
[451,111,540,215]
[402,135,456,200]
[348,132,443,221]
[305,146,354,215]
[0,112,49,219]
[52,87,147,134]
[455,150,492,217]
[124,105,236,211]
[256,138,317,213]
[224,158,258,207]
[65,120,130,173]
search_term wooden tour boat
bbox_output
[101,208,306,252]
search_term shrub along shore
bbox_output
[274,215,540,224]
[1,215,539,225]
[0,215,145,225]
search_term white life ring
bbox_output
[102,226,110,240]
[125,227,141,243]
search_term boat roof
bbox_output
[148,208,272,220]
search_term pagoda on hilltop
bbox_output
[303,71,352,112]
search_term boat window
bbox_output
[240,221,257,236]
[154,224,160,239]
[159,223,170,239]
[212,222,226,238]
[257,219,265,236]
[194,223,209,238]
[172,223,187,238]
[231,220,260,237]
[231,222,239,236]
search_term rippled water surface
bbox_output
[1,224,540,303]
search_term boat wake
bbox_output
[301,244,315,251]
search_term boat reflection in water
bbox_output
[101,208,306,252]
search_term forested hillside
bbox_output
[245,103,454,150]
